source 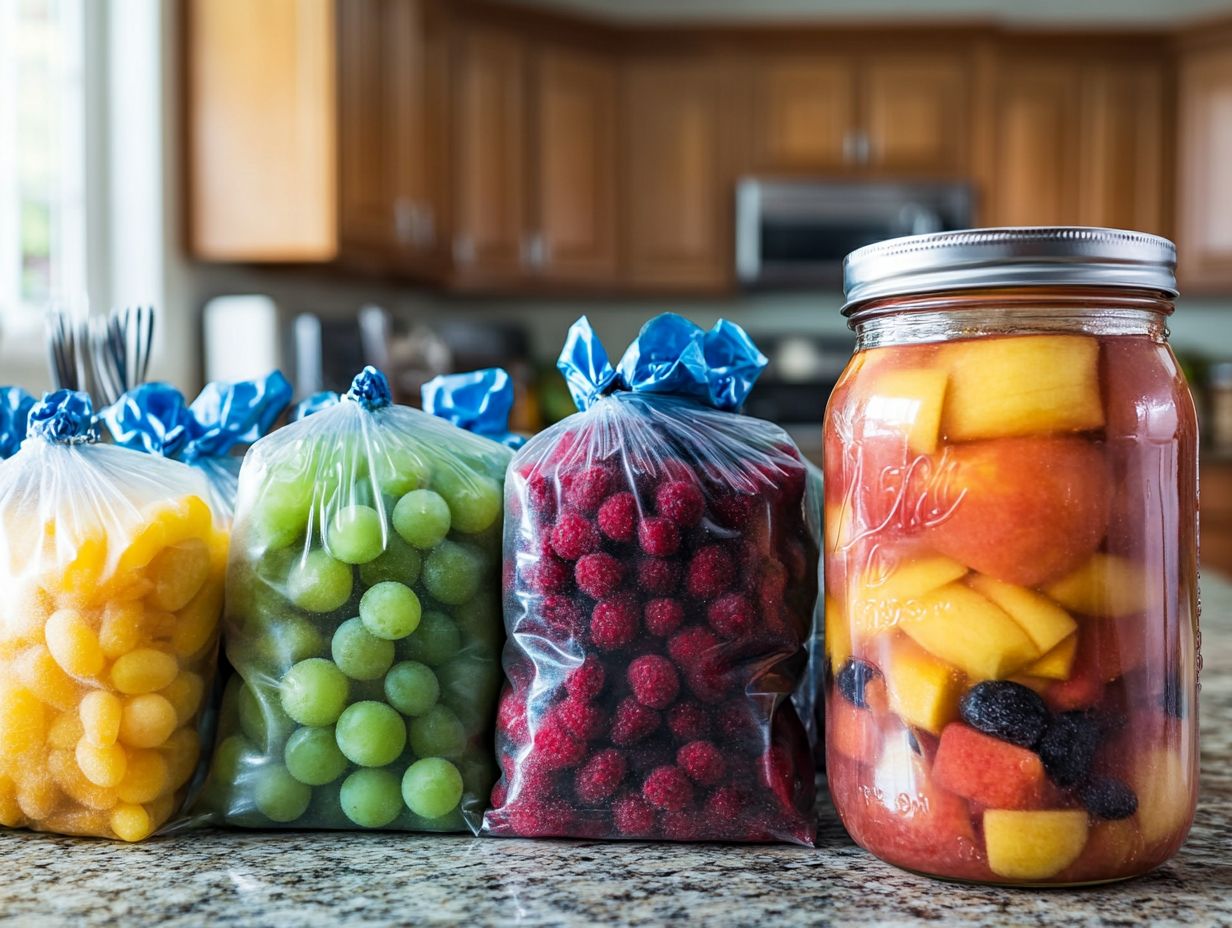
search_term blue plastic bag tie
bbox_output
[557,315,618,410]
[0,387,36,459]
[422,368,525,449]
[28,390,98,445]
[292,391,341,422]
[344,366,393,411]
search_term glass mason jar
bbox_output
[822,229,1200,886]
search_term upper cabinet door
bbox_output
[451,25,528,284]
[624,60,734,291]
[750,59,856,171]
[863,57,969,175]
[531,47,618,284]
[1179,42,1232,290]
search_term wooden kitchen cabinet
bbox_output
[864,57,968,174]
[750,59,855,171]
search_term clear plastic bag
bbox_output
[200,367,512,832]
[0,391,227,840]
[0,387,35,460]
[484,316,821,844]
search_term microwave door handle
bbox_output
[736,181,762,285]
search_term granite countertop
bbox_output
[2,578,1229,928]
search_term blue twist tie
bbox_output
[292,391,341,422]
[0,387,36,459]
[28,390,98,444]
[422,368,525,449]
[344,367,393,411]
[101,384,195,457]
[557,313,767,413]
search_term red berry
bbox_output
[677,740,726,786]
[707,593,755,639]
[716,700,757,745]
[575,749,627,802]
[660,810,702,842]
[554,698,606,741]
[705,785,749,822]
[505,797,574,837]
[489,779,508,809]
[644,598,685,637]
[612,793,656,836]
[564,655,606,702]
[666,702,710,741]
[562,464,614,514]
[638,517,681,558]
[643,765,694,812]
[611,697,660,746]
[541,594,585,637]
[497,689,530,744]
[550,511,601,561]
[711,492,758,529]
[667,626,719,666]
[530,556,572,594]
[655,480,706,527]
[575,552,625,599]
[591,594,639,650]
[758,559,788,607]
[760,743,798,811]
[637,557,680,595]
[533,718,587,770]
[783,538,809,582]
[685,652,731,704]
[525,470,558,518]
[686,546,735,600]
[628,655,681,710]
[597,492,638,543]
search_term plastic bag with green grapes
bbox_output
[197,367,513,832]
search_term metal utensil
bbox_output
[45,309,84,392]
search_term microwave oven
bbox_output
[735,178,975,287]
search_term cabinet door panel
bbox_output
[1179,46,1232,289]
[751,59,855,171]
[864,57,968,174]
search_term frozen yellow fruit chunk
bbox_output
[99,602,144,659]
[864,368,950,454]
[968,574,1077,654]
[985,809,1089,880]
[14,645,82,712]
[171,579,222,659]
[902,584,1040,680]
[825,596,852,672]
[161,672,205,726]
[0,683,46,756]
[45,608,105,678]
[48,749,118,812]
[885,635,962,733]
[162,728,202,791]
[110,649,178,695]
[940,335,1104,441]
[146,538,211,613]
[80,690,123,747]
[59,537,108,605]
[47,711,85,750]
[0,775,21,827]
[75,739,127,788]
[1133,747,1194,848]
[115,750,170,804]
[110,802,154,842]
[1021,634,1078,680]
[119,694,178,749]
[852,556,969,637]
[16,776,61,820]
[1044,554,1152,618]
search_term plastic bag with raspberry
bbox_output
[484,314,821,845]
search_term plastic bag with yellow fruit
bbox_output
[0,390,227,841]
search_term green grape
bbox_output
[250,475,314,549]
[392,490,452,549]
[339,768,403,829]
[238,682,296,749]
[284,726,348,786]
[327,504,385,565]
[408,704,466,760]
[375,444,431,497]
[252,616,326,672]
[210,733,256,784]
[359,582,422,641]
[305,784,351,829]
[253,764,312,823]
[432,468,502,535]
[452,594,503,653]
[287,550,354,613]
[401,611,461,667]
[401,758,464,820]
[280,658,349,726]
[405,806,467,833]
[436,658,497,732]
[334,701,407,767]
[421,542,482,606]
[359,534,422,588]
[384,661,440,717]
[331,617,395,681]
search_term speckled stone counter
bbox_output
[2,578,1229,928]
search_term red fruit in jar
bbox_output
[612,793,656,836]
[533,718,587,770]
[707,593,755,639]
[597,491,638,543]
[1044,630,1106,712]
[932,723,1050,810]
[555,698,607,741]
[591,594,639,650]
[644,598,686,637]
[575,552,625,599]
[828,699,883,766]
[638,517,681,558]
[550,512,602,561]
[564,655,607,702]
[686,546,735,600]
[575,749,628,802]
[637,557,681,595]
[643,765,694,812]
[541,594,585,637]
[611,697,660,746]
[656,480,705,527]
[923,437,1111,588]
[563,464,614,514]
[666,702,710,742]
[628,655,681,710]
[530,556,572,594]
[677,740,726,786]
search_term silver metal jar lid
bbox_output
[842,227,1178,315]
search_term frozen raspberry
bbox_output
[705,785,749,822]
[715,700,757,747]
[667,702,710,741]
[760,743,798,811]
[627,741,675,775]
[685,658,731,704]
[677,740,726,786]
[591,594,639,650]
[644,598,685,637]
[758,559,788,608]
[667,626,719,667]
[575,552,625,599]
[612,793,656,836]
[564,654,606,702]
[497,689,530,744]
[575,749,628,802]
[554,697,607,741]
[660,810,702,842]
[638,517,681,558]
[628,655,681,710]
[596,491,638,543]
[530,555,572,594]
[541,594,585,636]
[643,765,694,812]
[686,546,735,600]
[637,557,680,595]
[533,718,587,770]
[550,511,601,561]
[711,492,758,529]
[516,756,561,799]
[562,464,614,514]
[489,779,508,809]
[707,593,755,639]
[612,697,660,746]
[525,470,558,518]
[505,797,574,837]
[656,480,705,527]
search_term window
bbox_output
[0,0,87,330]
